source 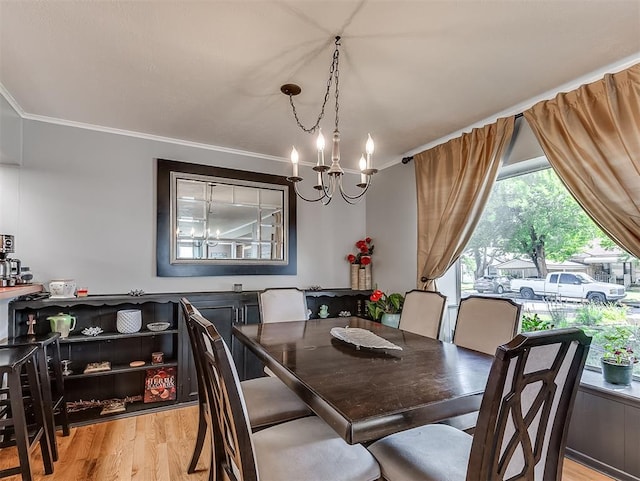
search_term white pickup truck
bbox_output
[510,272,626,302]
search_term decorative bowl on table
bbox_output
[147,322,171,332]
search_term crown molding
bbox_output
[22,111,290,163]
[0,83,26,117]
[0,83,367,174]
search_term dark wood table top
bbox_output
[233,317,493,444]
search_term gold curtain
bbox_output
[524,64,640,258]
[415,117,515,291]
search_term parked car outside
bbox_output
[510,272,625,302]
[473,275,511,294]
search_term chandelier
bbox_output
[282,36,377,205]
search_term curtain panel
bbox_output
[415,117,515,291]
[524,64,640,258]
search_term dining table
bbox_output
[233,316,494,444]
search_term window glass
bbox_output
[460,165,639,374]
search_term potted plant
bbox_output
[367,290,404,328]
[601,326,637,385]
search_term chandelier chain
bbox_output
[333,41,340,132]
[287,37,341,134]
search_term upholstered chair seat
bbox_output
[241,376,312,429]
[368,424,471,481]
[253,416,381,481]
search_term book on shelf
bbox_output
[144,367,177,403]
[83,361,111,374]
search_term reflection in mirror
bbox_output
[174,175,285,262]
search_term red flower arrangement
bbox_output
[346,237,374,265]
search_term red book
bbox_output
[144,367,177,403]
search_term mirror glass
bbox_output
[173,174,286,262]
[156,159,297,277]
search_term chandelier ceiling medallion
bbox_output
[282,36,377,205]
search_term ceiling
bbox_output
[1,1,639,170]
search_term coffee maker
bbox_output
[0,234,22,287]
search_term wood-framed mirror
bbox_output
[156,159,297,276]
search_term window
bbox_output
[460,163,639,373]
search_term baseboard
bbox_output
[566,448,640,481]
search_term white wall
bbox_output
[0,95,23,339]
[0,95,22,166]
[365,162,417,294]
[11,119,367,294]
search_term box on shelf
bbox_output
[144,367,176,403]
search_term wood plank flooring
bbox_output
[0,406,616,480]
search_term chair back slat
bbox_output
[190,312,259,481]
[399,290,447,339]
[259,288,308,323]
[468,328,591,480]
[453,296,522,355]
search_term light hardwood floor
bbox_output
[0,406,615,481]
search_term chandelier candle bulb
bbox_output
[291,147,299,177]
[316,129,325,166]
[366,134,374,170]
[359,155,367,185]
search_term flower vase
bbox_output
[350,265,359,290]
[358,267,366,290]
[364,264,372,290]
[381,313,401,328]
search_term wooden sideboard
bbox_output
[9,288,370,426]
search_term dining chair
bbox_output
[180,298,313,477]
[398,290,447,339]
[368,327,591,481]
[190,311,382,481]
[452,295,522,355]
[258,287,308,323]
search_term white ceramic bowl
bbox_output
[147,322,171,332]
[116,309,142,333]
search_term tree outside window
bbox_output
[461,167,640,374]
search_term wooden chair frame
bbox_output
[179,298,212,477]
[468,328,591,479]
[190,312,258,481]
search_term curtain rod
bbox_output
[402,112,524,164]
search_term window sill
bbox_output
[580,368,640,406]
